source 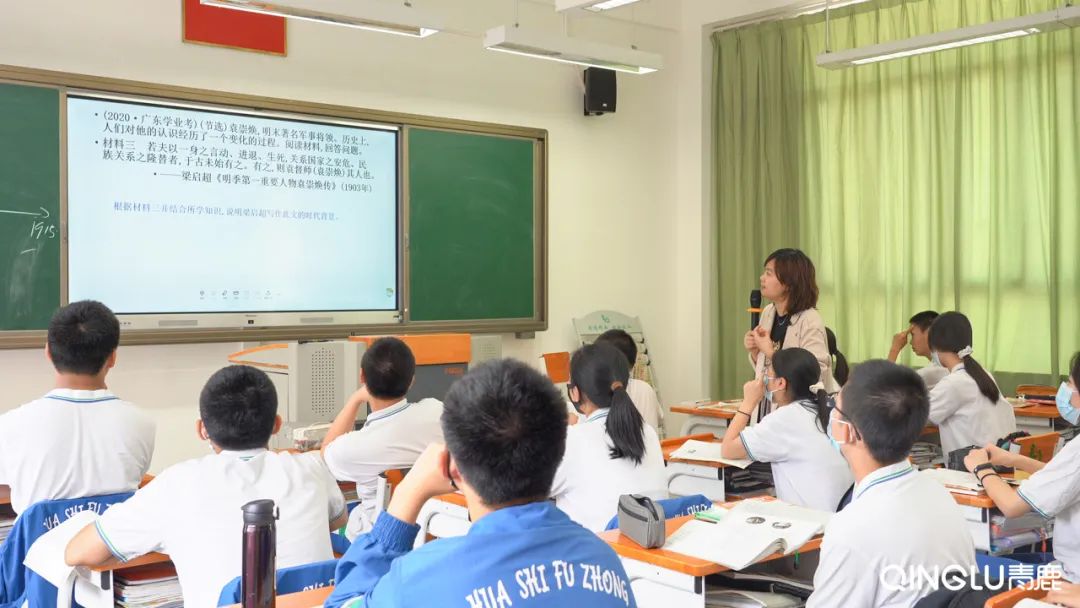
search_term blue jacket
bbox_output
[325,501,637,608]
[0,492,132,608]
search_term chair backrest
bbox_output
[1013,432,1060,463]
[541,352,571,384]
[1,492,132,608]
[603,494,712,531]
[373,468,411,515]
[217,559,338,606]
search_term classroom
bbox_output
[0,0,1078,607]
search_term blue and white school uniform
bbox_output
[0,389,155,513]
[95,449,346,608]
[1018,435,1080,581]
[928,364,1016,455]
[738,399,853,511]
[325,501,637,608]
[808,461,975,608]
[550,409,667,532]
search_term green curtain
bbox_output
[712,0,1080,399]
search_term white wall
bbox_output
[0,0,687,471]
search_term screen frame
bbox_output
[63,91,403,330]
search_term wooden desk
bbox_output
[600,511,822,608]
[0,484,10,507]
[74,552,174,608]
[670,403,736,437]
[1014,404,1061,434]
[984,580,1051,607]
[947,488,1051,554]
[661,433,729,501]
[226,586,334,608]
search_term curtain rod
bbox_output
[708,0,872,34]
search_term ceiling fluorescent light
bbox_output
[556,0,641,12]
[483,25,662,74]
[817,5,1080,69]
[200,0,440,38]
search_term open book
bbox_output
[669,439,753,469]
[663,500,829,571]
[920,468,988,495]
[705,589,803,608]
[1015,600,1057,608]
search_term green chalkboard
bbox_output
[0,83,60,330]
[407,128,536,322]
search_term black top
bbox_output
[770,312,791,348]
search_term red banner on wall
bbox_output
[182,0,287,56]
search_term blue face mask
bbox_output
[931,351,942,367]
[827,411,853,454]
[763,375,774,405]
[1057,382,1080,425]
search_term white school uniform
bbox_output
[808,461,976,608]
[550,409,667,532]
[927,364,1017,456]
[323,398,444,539]
[916,362,949,391]
[627,378,663,432]
[738,399,853,512]
[95,449,346,608]
[0,389,155,514]
[1018,434,1080,581]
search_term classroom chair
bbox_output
[540,352,571,384]
[216,559,338,606]
[3,492,133,608]
[602,494,712,531]
[373,468,409,515]
[1013,432,1060,464]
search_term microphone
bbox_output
[749,289,762,330]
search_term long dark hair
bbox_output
[771,348,831,434]
[826,327,850,386]
[928,312,1000,403]
[569,343,646,464]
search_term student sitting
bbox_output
[324,358,637,608]
[550,343,667,532]
[594,329,664,432]
[65,365,347,608]
[888,310,948,390]
[0,300,155,514]
[926,312,1016,456]
[963,351,1080,582]
[720,348,853,511]
[808,360,975,607]
[321,337,443,539]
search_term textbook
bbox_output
[663,500,828,570]
[920,468,984,495]
[670,439,753,469]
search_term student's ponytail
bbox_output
[772,348,831,434]
[826,328,850,387]
[569,343,647,465]
[608,383,647,464]
[929,312,1001,404]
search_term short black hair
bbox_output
[361,337,416,400]
[840,359,929,465]
[200,365,278,450]
[909,311,939,331]
[47,300,120,375]
[595,329,637,368]
[442,358,567,506]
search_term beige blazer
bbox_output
[750,303,840,395]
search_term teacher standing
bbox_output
[744,248,840,396]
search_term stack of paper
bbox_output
[909,442,943,469]
[114,564,183,608]
[670,440,753,469]
[663,500,829,570]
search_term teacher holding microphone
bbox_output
[744,248,839,398]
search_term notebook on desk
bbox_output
[670,439,753,468]
[664,500,829,571]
